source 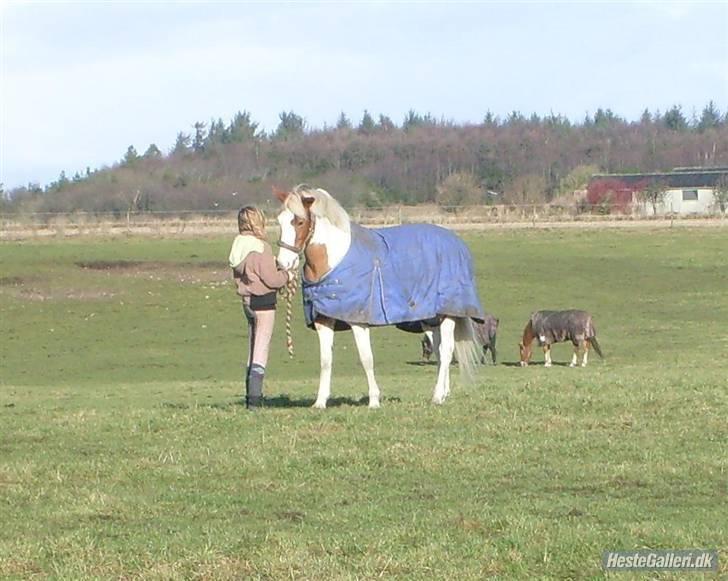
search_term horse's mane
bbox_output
[288,184,351,233]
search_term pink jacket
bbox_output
[232,242,288,298]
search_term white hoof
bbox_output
[569,363,576,368]
[520,361,527,367]
[432,395,446,405]
[368,399,380,409]
[545,362,552,368]
[581,363,588,368]
[312,400,327,409]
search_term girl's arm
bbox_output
[255,254,289,290]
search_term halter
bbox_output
[277,214,316,255]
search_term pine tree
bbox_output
[192,122,207,152]
[172,132,191,155]
[358,110,375,135]
[662,105,688,131]
[143,144,162,159]
[275,111,305,140]
[123,145,139,165]
[228,111,259,143]
[336,112,352,130]
[697,101,721,132]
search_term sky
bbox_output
[1,1,727,190]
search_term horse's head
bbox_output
[518,341,532,366]
[274,186,316,271]
[519,320,535,366]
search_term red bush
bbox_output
[586,178,647,213]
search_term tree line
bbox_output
[3,101,728,214]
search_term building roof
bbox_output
[590,167,728,189]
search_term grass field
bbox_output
[1,227,726,579]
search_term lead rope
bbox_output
[282,269,299,358]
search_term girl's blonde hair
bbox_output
[237,206,267,239]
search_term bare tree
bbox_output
[637,180,669,215]
[713,176,728,213]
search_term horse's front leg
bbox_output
[543,344,552,367]
[313,319,335,409]
[570,343,579,367]
[351,324,381,409]
[432,317,455,404]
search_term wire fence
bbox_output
[1,203,726,240]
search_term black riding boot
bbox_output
[246,363,265,409]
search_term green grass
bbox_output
[1,228,726,579]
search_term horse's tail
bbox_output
[587,317,604,359]
[454,317,481,383]
[589,335,604,359]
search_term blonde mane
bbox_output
[287,184,351,233]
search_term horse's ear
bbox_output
[272,186,289,203]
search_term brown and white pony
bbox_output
[274,184,481,408]
[519,309,603,367]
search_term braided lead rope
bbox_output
[282,269,299,358]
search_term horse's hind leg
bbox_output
[543,344,552,367]
[582,340,590,367]
[351,324,381,409]
[432,317,455,404]
[313,319,335,409]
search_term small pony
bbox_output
[422,313,499,364]
[519,310,603,367]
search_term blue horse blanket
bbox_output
[302,223,484,331]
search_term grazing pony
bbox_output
[422,313,499,364]
[275,184,485,408]
[519,309,603,367]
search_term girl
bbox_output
[229,206,291,409]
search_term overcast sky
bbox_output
[2,1,727,189]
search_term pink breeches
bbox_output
[244,305,276,368]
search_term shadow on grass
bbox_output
[163,395,403,411]
[500,361,574,368]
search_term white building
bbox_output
[590,167,728,216]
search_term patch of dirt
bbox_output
[2,285,117,302]
[76,260,225,271]
[0,276,24,286]
[76,260,145,270]
[75,260,229,285]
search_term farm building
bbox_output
[588,167,728,215]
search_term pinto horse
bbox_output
[274,184,485,408]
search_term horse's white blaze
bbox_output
[351,324,380,408]
[313,320,335,409]
[432,317,456,404]
[276,209,299,270]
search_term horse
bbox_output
[274,184,485,408]
[422,313,498,364]
[519,309,603,367]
